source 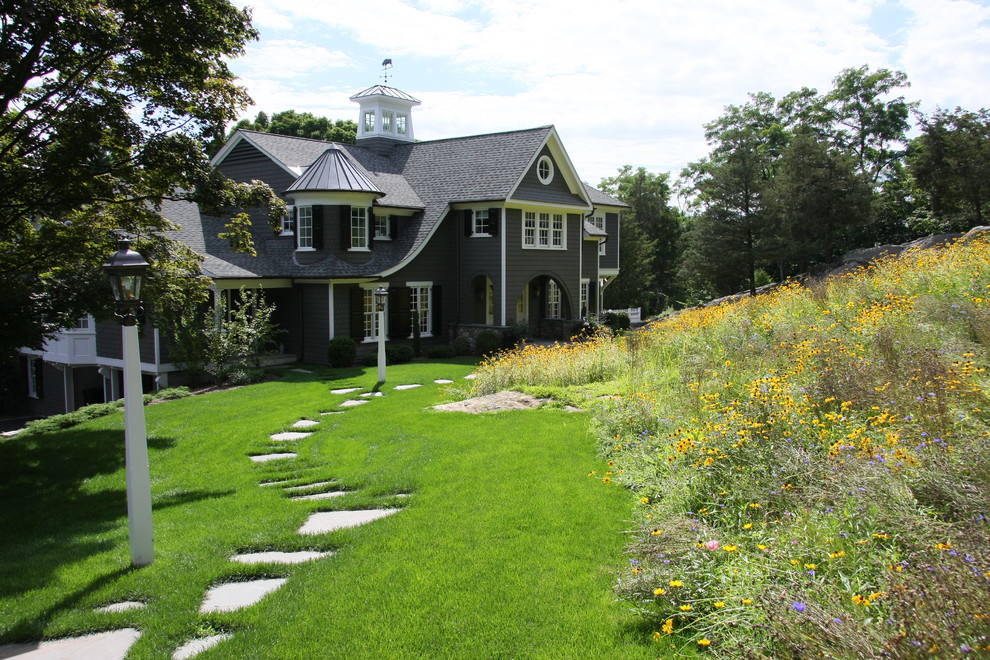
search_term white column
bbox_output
[377,309,387,383]
[122,323,154,566]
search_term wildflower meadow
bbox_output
[473,233,990,657]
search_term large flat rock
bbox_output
[231,550,331,564]
[200,578,287,613]
[172,634,233,660]
[0,629,141,660]
[298,509,400,535]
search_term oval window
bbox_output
[537,155,554,184]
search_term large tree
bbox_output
[0,1,282,359]
[231,110,358,144]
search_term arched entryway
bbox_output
[515,275,571,338]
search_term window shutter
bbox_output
[349,287,364,339]
[389,287,412,339]
[340,205,351,248]
[463,210,472,236]
[391,216,400,241]
[312,206,324,249]
[368,207,375,250]
[34,358,44,399]
[488,208,500,237]
[431,285,442,336]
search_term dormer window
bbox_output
[382,111,394,132]
[282,205,295,235]
[396,114,408,135]
[375,214,391,240]
[537,155,554,184]
[297,206,314,250]
[351,207,369,250]
[363,111,376,132]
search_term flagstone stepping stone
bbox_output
[94,601,147,613]
[284,480,337,492]
[231,550,331,564]
[299,508,400,535]
[340,399,368,407]
[360,392,384,398]
[249,453,297,463]
[434,379,454,384]
[292,419,320,428]
[464,373,477,379]
[0,628,141,660]
[260,479,293,487]
[173,634,233,660]
[291,490,348,501]
[320,411,344,415]
[200,578,287,613]
[394,384,422,390]
[270,431,311,442]
[330,387,362,394]
[291,368,313,374]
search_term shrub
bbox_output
[601,311,631,332]
[327,336,357,368]
[386,344,415,364]
[452,335,472,356]
[24,400,123,435]
[228,368,265,385]
[427,344,455,359]
[360,351,379,367]
[149,386,191,401]
[474,330,501,356]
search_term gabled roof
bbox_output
[286,147,383,196]
[584,183,629,209]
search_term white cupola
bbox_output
[349,85,421,147]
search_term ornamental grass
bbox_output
[475,234,990,657]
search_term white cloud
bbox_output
[235,39,353,80]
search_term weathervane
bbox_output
[381,58,393,85]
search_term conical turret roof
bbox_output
[285,146,384,195]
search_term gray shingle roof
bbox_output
[583,183,629,208]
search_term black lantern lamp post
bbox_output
[374,286,388,383]
[103,237,154,566]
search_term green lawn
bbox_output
[0,360,658,659]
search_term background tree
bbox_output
[909,107,990,231]
[0,1,282,359]
[599,166,682,312]
[231,110,358,144]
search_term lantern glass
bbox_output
[374,286,388,312]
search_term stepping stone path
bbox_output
[434,379,453,384]
[270,431,311,442]
[285,480,337,491]
[0,629,142,660]
[394,384,422,390]
[340,399,368,407]
[299,509,400,535]
[321,411,344,415]
[94,601,147,613]
[231,550,332,564]
[200,578,287,613]
[260,479,293,487]
[292,419,319,428]
[360,392,383,398]
[173,634,232,660]
[250,452,297,462]
[330,387,362,395]
[291,490,348,501]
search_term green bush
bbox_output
[601,311,631,332]
[229,368,265,385]
[427,344,455,359]
[24,400,123,435]
[474,330,501,356]
[452,335,472,356]
[327,336,357,368]
[148,386,191,402]
[386,344,415,364]
[360,351,378,367]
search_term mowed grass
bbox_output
[0,359,657,659]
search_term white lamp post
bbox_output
[374,286,388,383]
[103,238,154,566]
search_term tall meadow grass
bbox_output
[473,234,990,657]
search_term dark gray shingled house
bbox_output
[17,83,625,415]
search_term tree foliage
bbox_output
[232,110,358,144]
[0,1,283,358]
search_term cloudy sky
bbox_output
[228,0,990,187]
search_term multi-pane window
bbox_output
[382,110,394,132]
[362,288,383,340]
[363,111,376,132]
[593,214,605,255]
[580,280,589,317]
[472,209,490,236]
[351,207,368,250]
[409,285,432,337]
[537,155,554,184]
[282,205,295,235]
[73,316,91,330]
[375,214,391,240]
[523,211,565,249]
[396,115,408,135]
[297,206,313,249]
[546,279,561,318]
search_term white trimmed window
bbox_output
[593,214,605,255]
[382,110,394,132]
[523,211,565,249]
[580,280,589,317]
[297,206,313,249]
[362,286,386,341]
[546,280,561,318]
[396,114,408,135]
[282,205,295,235]
[409,283,432,337]
[363,111,376,132]
[375,214,391,240]
[351,207,369,250]
[472,209,491,236]
[26,356,40,398]
[537,155,554,184]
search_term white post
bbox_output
[122,323,154,566]
[377,309,387,383]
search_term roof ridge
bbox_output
[238,129,335,146]
[410,125,553,146]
